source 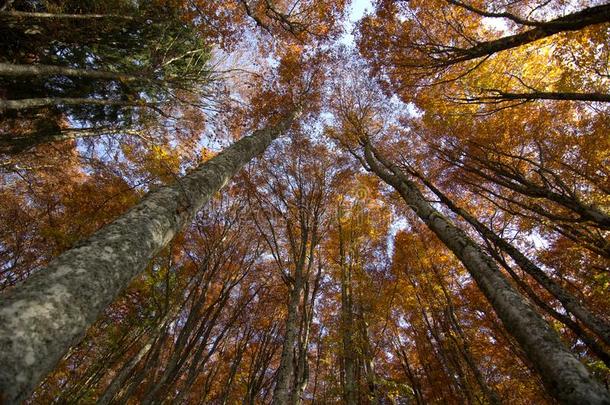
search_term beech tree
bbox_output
[0,108,298,402]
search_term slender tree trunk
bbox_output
[0,10,134,19]
[272,276,303,405]
[291,317,310,405]
[489,246,610,367]
[291,249,322,405]
[0,110,296,404]
[338,206,358,405]
[438,278,502,404]
[0,127,142,154]
[357,307,378,404]
[361,141,610,405]
[395,343,424,405]
[0,63,138,81]
[220,333,249,405]
[0,97,159,111]
[471,91,610,103]
[452,152,610,230]
[97,338,154,405]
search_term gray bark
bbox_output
[0,10,134,19]
[0,63,138,81]
[0,111,296,403]
[362,141,610,405]
[0,97,158,111]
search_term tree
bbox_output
[0,107,298,403]
[0,1,214,153]
[357,0,610,110]
[245,136,333,404]
[358,137,609,404]
[325,64,609,402]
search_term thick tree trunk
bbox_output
[361,141,610,405]
[0,111,296,404]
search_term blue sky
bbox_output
[350,0,372,21]
[339,0,373,45]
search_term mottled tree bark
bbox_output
[361,141,610,405]
[0,111,296,404]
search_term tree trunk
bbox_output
[0,127,141,154]
[0,110,296,404]
[0,63,138,81]
[338,205,358,405]
[97,338,154,405]
[0,10,134,19]
[361,141,610,405]
[434,266,502,405]
[443,3,610,65]
[0,97,159,111]
[272,276,303,404]
[471,91,610,103]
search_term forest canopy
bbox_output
[0,0,609,404]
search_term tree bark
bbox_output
[361,141,610,405]
[468,91,610,103]
[0,63,138,81]
[441,3,610,65]
[0,10,134,19]
[97,338,154,405]
[0,97,159,111]
[338,204,358,405]
[0,110,296,404]
[272,275,303,405]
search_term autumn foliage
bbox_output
[0,0,609,404]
